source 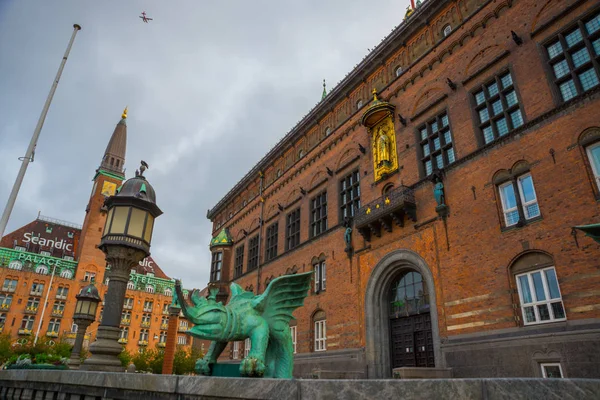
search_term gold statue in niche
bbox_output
[361,89,398,182]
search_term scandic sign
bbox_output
[22,232,73,251]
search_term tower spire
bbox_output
[321,79,327,101]
[99,108,127,176]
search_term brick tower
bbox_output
[76,108,127,280]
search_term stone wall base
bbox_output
[393,367,453,379]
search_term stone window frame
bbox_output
[339,169,361,220]
[493,162,542,230]
[210,251,223,282]
[265,222,279,262]
[309,191,328,239]
[416,109,456,177]
[234,245,245,279]
[540,362,564,378]
[541,9,600,104]
[285,208,301,251]
[442,24,452,37]
[313,310,327,352]
[247,235,259,271]
[471,69,525,147]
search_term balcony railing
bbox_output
[141,322,151,328]
[157,342,166,348]
[46,331,59,338]
[160,323,169,330]
[138,340,148,346]
[0,303,11,311]
[121,319,131,326]
[18,328,32,335]
[51,310,64,317]
[24,306,39,314]
[118,338,128,344]
[355,185,417,242]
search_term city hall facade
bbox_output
[206,0,600,378]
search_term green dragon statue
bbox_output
[174,271,312,378]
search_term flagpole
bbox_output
[0,24,82,239]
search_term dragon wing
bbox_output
[251,271,312,332]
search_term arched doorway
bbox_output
[364,250,441,378]
[389,271,434,368]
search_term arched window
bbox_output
[298,149,305,160]
[325,127,331,136]
[127,281,135,290]
[356,99,363,109]
[35,264,48,275]
[164,288,173,296]
[60,269,73,279]
[510,251,566,326]
[8,260,22,270]
[146,285,155,293]
[578,128,600,196]
[395,66,403,77]
[390,271,429,317]
[312,310,327,352]
[443,25,452,37]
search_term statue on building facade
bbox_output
[175,271,312,378]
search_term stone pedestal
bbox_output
[392,367,453,379]
[67,319,92,369]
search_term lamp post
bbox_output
[80,162,162,371]
[68,284,101,369]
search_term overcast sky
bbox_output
[0,0,410,289]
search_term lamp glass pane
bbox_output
[144,215,155,243]
[81,301,90,315]
[128,208,147,238]
[75,300,83,313]
[110,207,129,234]
[89,302,98,316]
[103,208,114,236]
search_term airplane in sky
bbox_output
[139,11,153,23]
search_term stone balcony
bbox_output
[354,185,417,242]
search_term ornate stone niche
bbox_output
[361,89,399,182]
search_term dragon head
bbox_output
[186,287,229,340]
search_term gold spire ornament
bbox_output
[122,106,128,119]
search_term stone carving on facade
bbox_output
[175,272,312,378]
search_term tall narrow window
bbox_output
[418,111,455,176]
[265,223,278,262]
[586,142,600,189]
[247,235,259,271]
[310,192,328,238]
[516,267,566,325]
[314,261,326,293]
[210,252,222,282]
[233,341,240,359]
[290,325,297,354]
[545,12,600,102]
[285,208,301,251]
[473,71,524,145]
[340,170,361,219]
[244,338,251,358]
[313,312,327,352]
[234,245,244,278]
[498,173,541,227]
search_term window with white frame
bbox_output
[123,297,133,309]
[127,281,135,290]
[8,260,22,270]
[143,300,153,312]
[314,319,326,352]
[13,246,25,252]
[395,66,403,77]
[290,325,297,354]
[47,318,60,333]
[83,272,96,282]
[119,327,128,339]
[516,267,566,325]
[314,261,326,293]
[56,286,68,299]
[498,173,540,227]
[30,283,44,296]
[63,255,74,261]
[21,316,35,330]
[541,363,563,378]
[0,294,13,307]
[40,251,51,257]
[71,322,78,333]
[443,25,452,37]
[159,331,167,343]
[586,142,600,189]
[177,335,187,345]
[60,269,73,279]
[2,279,17,292]
[164,288,172,296]
[35,264,49,275]
[142,313,151,325]
[145,285,154,293]
[140,329,149,342]
[244,338,251,358]
[233,341,240,359]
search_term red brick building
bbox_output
[206,0,600,379]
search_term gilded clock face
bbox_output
[101,181,117,197]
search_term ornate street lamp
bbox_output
[67,284,101,369]
[81,162,162,371]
